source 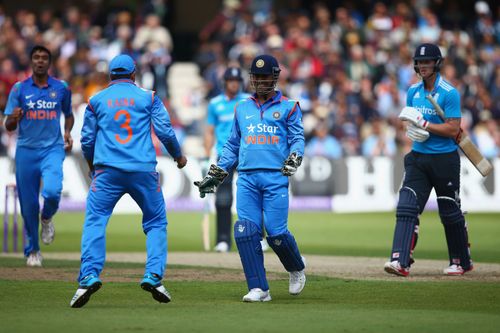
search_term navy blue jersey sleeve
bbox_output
[4,82,21,115]
[217,115,241,172]
[61,81,73,117]
[80,101,97,162]
[151,94,182,159]
[287,102,305,156]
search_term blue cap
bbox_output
[109,54,135,75]
[250,54,280,76]
[223,67,243,81]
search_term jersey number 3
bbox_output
[114,110,133,144]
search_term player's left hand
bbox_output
[281,152,303,176]
[399,106,428,129]
[64,132,73,152]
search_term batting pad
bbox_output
[234,220,269,291]
[391,187,419,267]
[437,197,472,269]
[267,232,305,272]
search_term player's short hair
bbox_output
[110,73,134,81]
[30,45,52,63]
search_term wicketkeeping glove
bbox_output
[399,106,429,129]
[281,152,303,176]
[193,164,229,198]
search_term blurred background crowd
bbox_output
[1,0,499,160]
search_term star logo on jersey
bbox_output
[26,100,35,109]
[246,123,255,133]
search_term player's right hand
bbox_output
[175,155,187,169]
[193,164,228,198]
[406,123,429,142]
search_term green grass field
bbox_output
[4,211,499,262]
[1,211,500,332]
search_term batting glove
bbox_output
[281,152,303,176]
[406,123,430,142]
[399,106,429,129]
[194,164,229,198]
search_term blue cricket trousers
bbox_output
[236,170,290,236]
[78,166,168,282]
[15,145,65,256]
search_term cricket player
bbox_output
[70,54,187,308]
[4,45,74,267]
[195,55,306,302]
[204,67,249,252]
[385,43,473,276]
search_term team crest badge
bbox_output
[49,91,57,99]
[256,59,265,68]
[273,111,280,119]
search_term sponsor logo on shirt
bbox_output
[24,99,58,120]
[245,123,280,145]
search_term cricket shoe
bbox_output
[384,261,410,277]
[26,251,43,267]
[141,273,171,303]
[214,241,229,253]
[443,264,474,276]
[41,218,55,245]
[70,275,102,308]
[242,288,271,302]
[289,256,306,295]
[260,239,270,252]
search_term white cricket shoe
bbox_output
[384,261,410,277]
[260,239,270,252]
[289,256,306,295]
[214,241,229,253]
[443,264,473,276]
[26,251,43,267]
[242,288,271,302]
[41,218,55,245]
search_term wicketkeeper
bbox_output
[385,43,473,277]
[195,54,306,302]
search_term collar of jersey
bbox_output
[28,75,53,88]
[250,90,283,107]
[108,79,136,86]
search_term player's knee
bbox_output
[43,185,62,202]
[437,196,463,225]
[396,187,419,219]
[234,220,260,240]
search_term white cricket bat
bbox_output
[426,94,493,177]
[201,196,210,251]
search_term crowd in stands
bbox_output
[1,0,500,160]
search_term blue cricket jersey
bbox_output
[81,79,182,172]
[207,92,250,156]
[218,90,305,172]
[407,74,461,154]
[4,76,72,148]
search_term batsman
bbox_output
[195,54,306,302]
[385,43,473,277]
